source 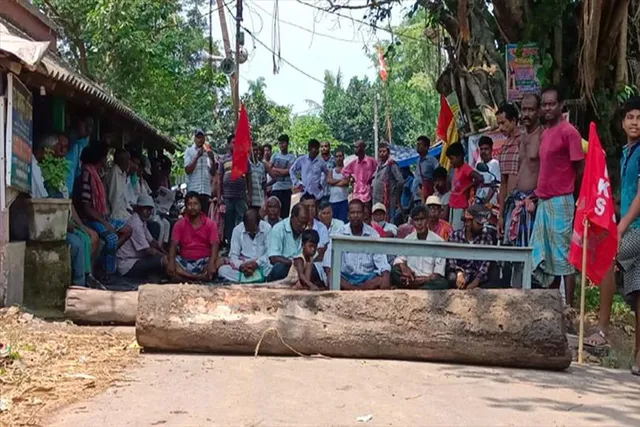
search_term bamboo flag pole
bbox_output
[578,219,589,364]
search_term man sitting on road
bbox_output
[318,201,344,235]
[116,194,167,280]
[266,203,308,281]
[323,200,391,290]
[392,205,448,290]
[447,204,498,290]
[167,191,220,281]
[371,203,398,237]
[218,208,272,283]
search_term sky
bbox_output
[209,0,404,114]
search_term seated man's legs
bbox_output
[218,264,240,282]
[67,232,86,286]
[340,272,385,290]
[86,219,131,275]
[125,255,166,279]
[267,263,291,282]
[147,220,161,241]
[172,255,210,281]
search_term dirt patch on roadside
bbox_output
[0,307,138,426]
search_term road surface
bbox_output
[48,354,640,426]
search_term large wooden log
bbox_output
[136,285,572,370]
[65,287,138,324]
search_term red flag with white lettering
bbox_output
[231,104,251,180]
[568,122,618,284]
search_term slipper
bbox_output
[631,365,640,377]
[584,329,610,349]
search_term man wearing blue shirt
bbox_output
[289,139,329,201]
[66,116,93,195]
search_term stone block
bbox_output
[24,241,71,310]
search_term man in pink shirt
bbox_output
[342,140,378,207]
[530,86,584,305]
[167,191,220,281]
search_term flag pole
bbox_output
[578,219,589,364]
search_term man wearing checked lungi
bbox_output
[530,86,585,306]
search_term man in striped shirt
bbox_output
[323,199,391,290]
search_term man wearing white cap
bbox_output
[371,203,398,237]
[116,194,167,279]
[426,195,453,241]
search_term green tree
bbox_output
[288,115,338,155]
[241,78,292,146]
[35,0,231,144]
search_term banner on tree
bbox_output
[506,43,542,102]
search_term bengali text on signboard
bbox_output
[506,43,541,102]
[5,73,33,193]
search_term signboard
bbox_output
[467,130,508,166]
[5,73,33,193]
[506,43,541,102]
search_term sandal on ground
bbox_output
[584,329,610,349]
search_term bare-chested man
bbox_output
[500,93,542,286]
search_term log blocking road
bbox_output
[48,355,640,426]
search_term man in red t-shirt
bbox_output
[445,142,484,230]
[167,191,220,281]
[530,86,585,305]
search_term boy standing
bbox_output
[445,143,484,230]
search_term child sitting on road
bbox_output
[289,229,326,291]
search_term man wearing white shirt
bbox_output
[218,208,272,282]
[323,199,391,290]
[391,205,449,289]
[184,128,215,212]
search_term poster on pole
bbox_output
[467,130,508,166]
[506,43,541,102]
[4,73,33,193]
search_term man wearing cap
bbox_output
[426,195,453,241]
[392,205,448,289]
[117,194,167,279]
[184,128,215,213]
[447,205,498,289]
[371,202,398,237]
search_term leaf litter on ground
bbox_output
[0,306,138,426]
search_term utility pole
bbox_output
[215,0,236,120]
[373,93,379,157]
[234,0,243,125]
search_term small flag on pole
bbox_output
[569,122,618,364]
[436,95,458,169]
[377,46,388,82]
[231,104,251,180]
[568,122,618,284]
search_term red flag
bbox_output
[377,46,388,82]
[436,95,458,169]
[568,122,618,284]
[231,104,251,180]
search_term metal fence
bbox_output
[329,235,533,291]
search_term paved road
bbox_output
[48,355,640,426]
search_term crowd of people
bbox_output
[29,89,640,373]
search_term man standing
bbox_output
[250,143,267,210]
[323,200,391,290]
[326,150,349,223]
[267,203,309,281]
[66,116,93,195]
[217,134,253,245]
[117,194,167,279]
[167,192,220,281]
[500,94,542,246]
[342,140,377,207]
[290,139,328,201]
[106,149,131,221]
[218,208,272,283]
[412,135,440,205]
[474,136,500,206]
[372,142,404,222]
[497,103,522,222]
[530,86,584,304]
[184,128,215,213]
[392,205,448,289]
[320,141,336,203]
[269,134,297,218]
